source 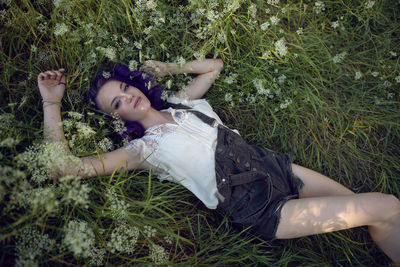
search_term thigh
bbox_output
[292,164,354,198]
[275,192,391,239]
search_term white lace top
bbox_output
[124,94,228,209]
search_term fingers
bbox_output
[38,69,66,81]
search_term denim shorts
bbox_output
[215,125,304,241]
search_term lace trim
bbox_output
[124,108,189,154]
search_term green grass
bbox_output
[1,0,399,265]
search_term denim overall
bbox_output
[165,103,304,240]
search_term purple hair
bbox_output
[88,62,163,140]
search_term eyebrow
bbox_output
[110,82,123,108]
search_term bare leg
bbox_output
[291,164,354,198]
[275,192,400,263]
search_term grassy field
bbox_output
[1,0,399,265]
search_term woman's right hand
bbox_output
[142,60,170,78]
[37,69,66,102]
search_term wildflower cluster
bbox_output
[107,188,130,219]
[107,222,140,253]
[60,176,92,209]
[149,243,168,265]
[16,141,82,184]
[63,111,96,154]
[111,112,127,135]
[63,220,95,258]
[15,227,54,265]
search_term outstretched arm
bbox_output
[38,69,142,179]
[143,58,224,100]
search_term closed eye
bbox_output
[115,100,121,109]
[124,84,129,92]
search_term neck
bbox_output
[139,108,174,130]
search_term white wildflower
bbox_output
[97,137,114,152]
[193,50,205,60]
[144,26,153,35]
[164,235,174,245]
[253,78,270,96]
[267,0,279,4]
[165,79,172,89]
[262,50,271,58]
[246,94,256,104]
[275,38,288,57]
[332,51,347,64]
[387,92,395,99]
[150,244,168,265]
[31,45,37,53]
[87,247,106,266]
[314,1,325,14]
[260,21,270,31]
[248,3,257,19]
[16,141,84,184]
[144,225,157,238]
[365,1,375,8]
[270,15,280,26]
[224,73,238,84]
[217,32,226,43]
[61,178,92,209]
[107,222,139,253]
[0,137,20,148]
[177,56,186,68]
[395,75,400,83]
[63,220,95,258]
[75,121,95,139]
[29,187,59,212]
[96,46,116,61]
[280,99,292,109]
[146,0,157,10]
[331,20,339,29]
[111,113,127,134]
[129,59,138,71]
[277,74,287,84]
[15,227,54,262]
[390,51,397,57]
[224,93,233,102]
[383,80,392,87]
[134,41,142,50]
[102,71,111,79]
[296,27,303,35]
[67,111,84,120]
[265,8,271,14]
[54,23,68,36]
[371,71,379,77]
[107,187,130,219]
[161,91,169,101]
[354,71,362,80]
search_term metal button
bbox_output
[222,178,226,182]
[236,157,240,163]
[245,162,250,168]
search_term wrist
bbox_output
[42,99,62,109]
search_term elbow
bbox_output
[215,59,224,71]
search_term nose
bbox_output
[121,93,133,103]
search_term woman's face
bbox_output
[96,79,152,122]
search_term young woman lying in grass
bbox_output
[38,59,400,265]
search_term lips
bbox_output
[134,97,141,109]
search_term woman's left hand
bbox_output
[142,60,170,78]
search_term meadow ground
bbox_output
[0,0,399,265]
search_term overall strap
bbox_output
[164,102,218,127]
